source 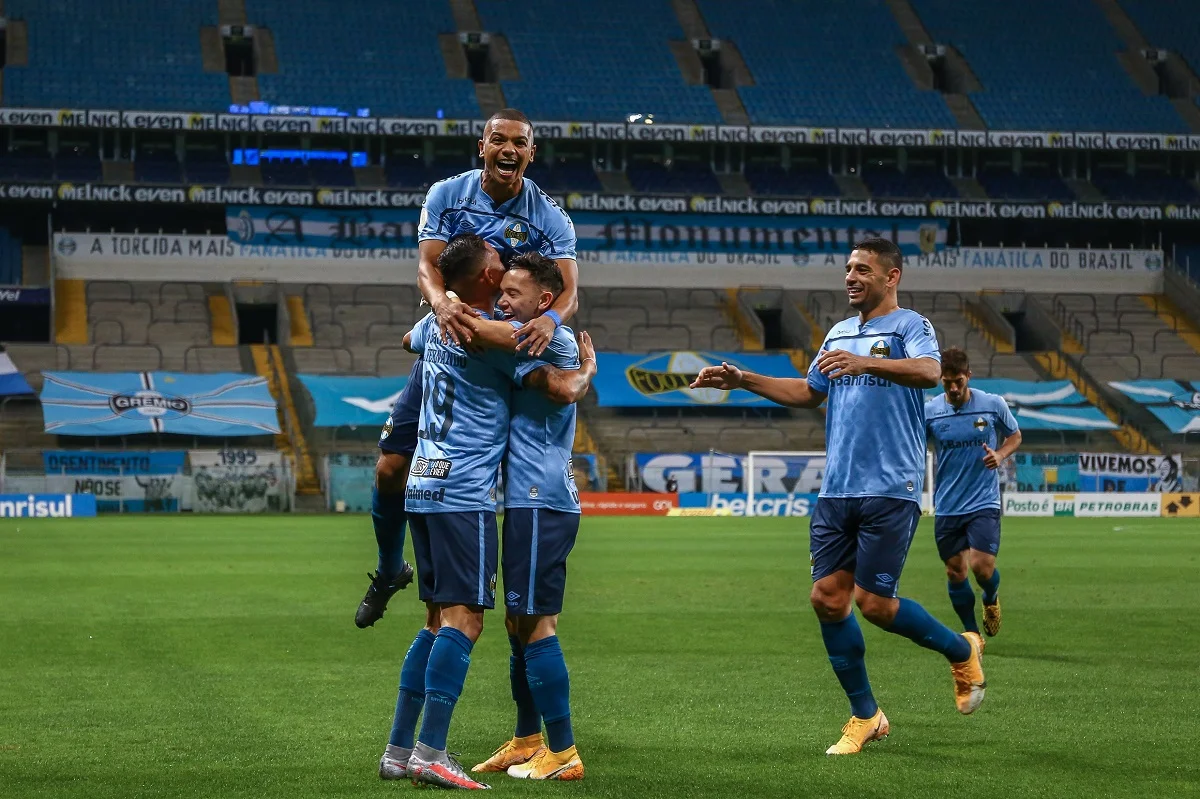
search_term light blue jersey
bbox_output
[405,313,544,514]
[504,324,581,513]
[807,308,940,503]
[418,170,577,264]
[925,389,1019,516]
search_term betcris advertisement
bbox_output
[597,352,804,408]
[0,494,98,518]
[679,492,819,517]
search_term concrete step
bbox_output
[670,0,711,39]
[712,88,749,125]
[200,26,225,72]
[475,83,506,117]
[597,171,633,194]
[833,173,870,200]
[218,0,247,26]
[885,0,933,45]
[230,76,259,104]
[944,93,986,129]
[255,28,279,74]
[716,172,751,196]
[449,0,483,31]
[950,176,988,200]
[1065,178,1106,203]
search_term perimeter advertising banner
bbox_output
[0,494,97,518]
[189,450,291,513]
[1001,493,1162,517]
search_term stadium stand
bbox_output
[696,0,956,128]
[295,284,422,375]
[475,0,723,123]
[977,166,1075,201]
[1091,169,1200,204]
[909,0,1188,132]
[861,166,959,200]
[1120,0,1200,82]
[3,0,228,111]
[246,0,479,118]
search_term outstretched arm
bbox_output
[691,362,826,409]
[522,331,597,405]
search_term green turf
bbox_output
[1,515,1198,798]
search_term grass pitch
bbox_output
[1,514,1197,798]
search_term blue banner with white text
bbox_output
[678,492,820,517]
[42,450,187,475]
[226,207,947,257]
[595,352,803,408]
[0,494,97,518]
[40,372,280,436]
[297,374,409,428]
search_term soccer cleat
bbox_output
[825,709,890,755]
[982,597,1002,637]
[379,744,412,780]
[408,745,491,790]
[951,632,987,714]
[472,734,544,773]
[506,745,584,781]
[354,564,415,628]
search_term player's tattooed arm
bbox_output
[691,363,827,409]
[513,258,579,357]
[523,331,597,405]
[418,239,478,345]
[816,350,940,389]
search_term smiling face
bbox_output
[497,267,552,324]
[845,248,898,312]
[479,117,534,194]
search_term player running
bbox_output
[459,253,594,781]
[356,106,578,629]
[925,347,1021,639]
[378,236,592,790]
[691,237,986,756]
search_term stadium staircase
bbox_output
[54,280,87,345]
[251,344,319,496]
[1139,295,1200,357]
[886,0,986,129]
[668,0,753,125]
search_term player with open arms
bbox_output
[377,236,592,790]
[356,107,578,629]
[925,347,1021,639]
[691,237,987,755]
[460,253,594,781]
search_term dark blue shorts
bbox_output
[934,508,1001,562]
[502,508,580,616]
[809,496,922,598]
[409,511,499,609]
[378,359,423,456]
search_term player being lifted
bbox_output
[925,347,1021,639]
[378,236,592,790]
[457,253,594,781]
[356,107,578,629]
[691,238,986,756]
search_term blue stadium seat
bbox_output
[247,0,479,118]
[4,0,228,110]
[862,168,959,199]
[697,0,956,128]
[626,160,722,194]
[1120,1,1200,86]
[978,170,1075,201]
[909,0,1188,132]
[477,0,722,123]
[522,162,602,193]
[1091,171,1200,203]
[744,166,841,197]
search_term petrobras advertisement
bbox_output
[1000,492,1162,517]
[0,493,97,518]
[636,452,825,494]
[596,352,803,408]
[678,492,820,517]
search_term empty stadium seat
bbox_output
[476,0,722,123]
[1121,1,1200,88]
[697,0,956,128]
[909,0,1188,132]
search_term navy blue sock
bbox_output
[418,627,474,752]
[819,614,878,719]
[887,598,971,663]
[524,636,574,752]
[389,628,435,747]
[509,635,542,738]
[947,579,979,634]
[371,486,408,578]
[977,569,1000,604]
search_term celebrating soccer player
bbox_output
[356,107,579,630]
[925,347,1021,639]
[691,238,987,756]
[458,253,594,781]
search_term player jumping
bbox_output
[459,253,595,781]
[691,237,986,756]
[356,107,578,629]
[925,347,1021,639]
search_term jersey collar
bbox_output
[474,170,526,213]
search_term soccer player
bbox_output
[691,237,987,756]
[356,106,579,628]
[461,253,594,781]
[378,236,592,790]
[925,347,1021,639]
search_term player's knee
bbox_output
[440,604,485,642]
[971,560,995,583]
[945,562,968,583]
[855,592,898,628]
[376,452,410,495]
[504,612,519,638]
[809,584,851,621]
[518,614,558,645]
[424,603,441,632]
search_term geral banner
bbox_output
[636,452,826,494]
[4,107,1200,152]
[51,233,1166,293]
[188,449,291,513]
[1001,492,1162,517]
[578,492,676,516]
[0,493,97,518]
[1077,453,1185,492]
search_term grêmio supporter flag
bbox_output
[0,350,34,396]
[297,374,408,428]
[40,372,280,436]
[594,351,802,407]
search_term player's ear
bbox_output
[538,290,553,313]
[478,137,485,158]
